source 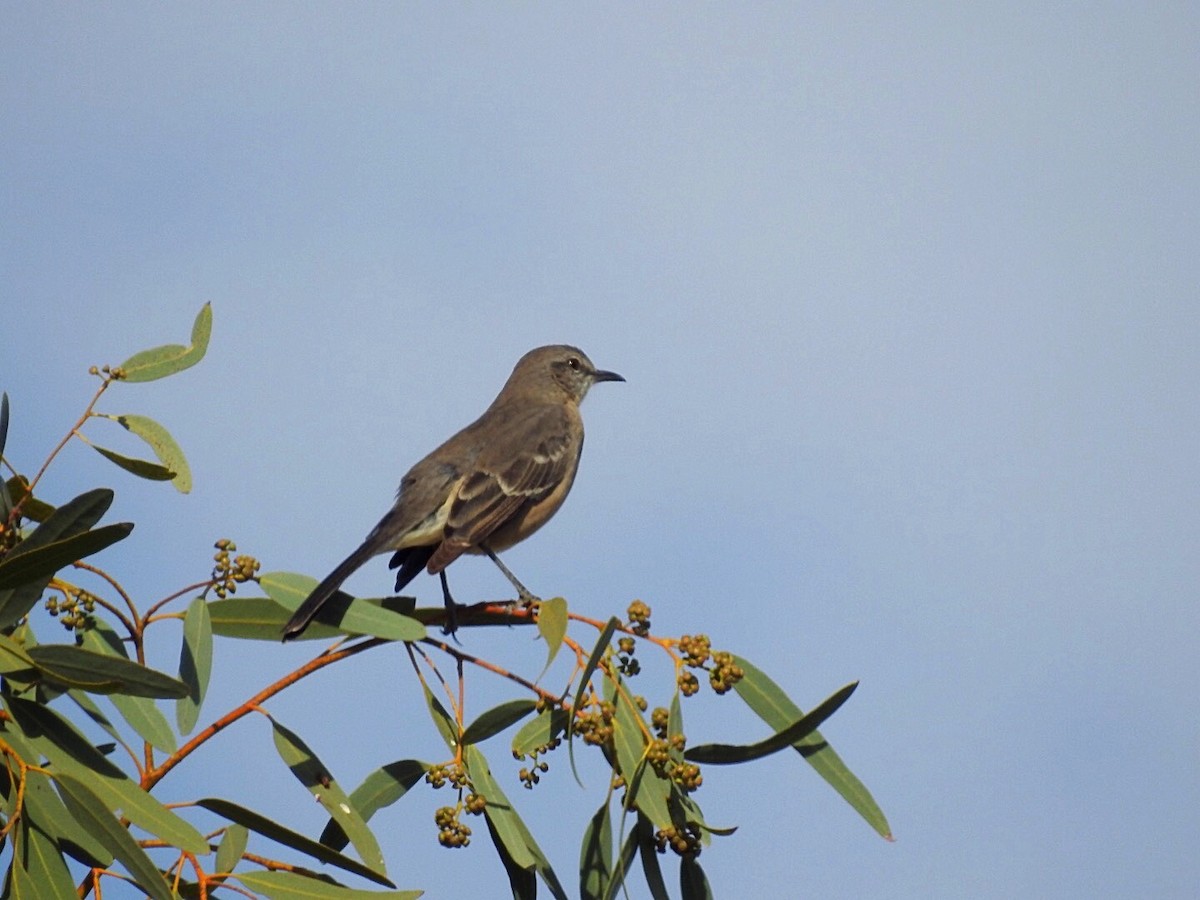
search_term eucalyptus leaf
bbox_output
[119,302,212,383]
[176,596,213,734]
[536,596,568,673]
[461,699,538,746]
[196,798,396,888]
[269,717,387,878]
[53,773,175,900]
[732,655,892,840]
[0,522,133,590]
[319,759,428,851]
[88,443,175,482]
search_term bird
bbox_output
[281,344,624,641]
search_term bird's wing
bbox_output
[427,407,577,571]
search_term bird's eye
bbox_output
[567,357,581,370]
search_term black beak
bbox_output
[591,369,625,384]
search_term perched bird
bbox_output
[282,344,624,640]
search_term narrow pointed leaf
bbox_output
[421,682,459,750]
[461,699,538,746]
[108,413,192,493]
[686,681,858,764]
[28,644,189,698]
[580,802,612,900]
[176,596,213,734]
[485,814,538,900]
[21,770,112,868]
[679,855,713,900]
[0,522,133,589]
[53,773,175,900]
[80,624,178,752]
[214,823,248,875]
[196,798,395,888]
[536,596,568,673]
[262,571,425,641]
[602,821,642,900]
[512,707,569,757]
[568,616,619,782]
[4,477,56,522]
[16,818,79,899]
[320,760,428,851]
[89,443,175,481]
[636,814,670,900]
[732,655,892,839]
[0,488,115,629]
[269,717,387,878]
[0,392,8,460]
[5,697,207,853]
[466,745,568,899]
[208,595,416,641]
[119,302,212,382]
[0,633,39,680]
[612,686,672,830]
[234,869,421,899]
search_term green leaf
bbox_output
[732,655,892,839]
[580,802,612,900]
[679,855,713,900]
[53,772,176,900]
[0,521,133,590]
[214,823,248,875]
[636,814,670,900]
[0,488,115,629]
[262,571,426,642]
[319,760,428,851]
[196,798,396,888]
[269,717,388,878]
[176,596,213,734]
[0,392,8,462]
[567,616,619,783]
[107,413,193,493]
[465,744,567,900]
[21,770,112,868]
[461,699,538,746]
[686,681,858,764]
[611,684,672,830]
[4,477,56,522]
[119,302,212,383]
[485,814,538,900]
[12,818,79,900]
[208,595,415,642]
[536,596,568,673]
[511,706,570,757]
[28,644,190,698]
[421,682,459,751]
[0,633,39,680]
[80,623,178,753]
[602,820,642,900]
[89,443,176,482]
[234,869,422,899]
[5,696,208,853]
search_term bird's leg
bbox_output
[439,571,462,641]
[483,548,540,604]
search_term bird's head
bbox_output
[511,344,625,404]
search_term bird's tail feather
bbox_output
[281,541,380,641]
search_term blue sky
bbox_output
[3,5,1198,898]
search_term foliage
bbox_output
[0,305,890,898]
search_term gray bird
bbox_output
[282,344,624,640]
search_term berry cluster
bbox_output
[44,587,96,636]
[655,822,702,857]
[677,633,745,696]
[434,806,471,848]
[626,600,651,636]
[211,539,260,599]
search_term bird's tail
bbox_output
[281,541,380,641]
